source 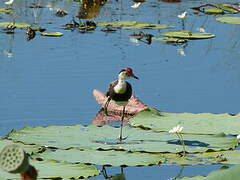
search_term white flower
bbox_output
[131,2,141,9]
[177,48,186,56]
[5,0,14,5]
[178,11,187,19]
[169,125,183,134]
[237,134,240,140]
[196,26,206,33]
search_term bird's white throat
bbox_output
[114,79,127,94]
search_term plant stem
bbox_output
[176,133,186,156]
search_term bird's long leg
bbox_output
[104,97,111,116]
[119,105,126,142]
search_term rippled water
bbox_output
[0,0,239,179]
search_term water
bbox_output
[0,0,239,179]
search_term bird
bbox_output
[104,67,138,141]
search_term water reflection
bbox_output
[102,166,126,180]
[76,0,108,19]
[2,33,14,58]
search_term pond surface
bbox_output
[0,0,240,179]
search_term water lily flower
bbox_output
[178,11,187,19]
[131,2,141,9]
[5,0,14,6]
[169,125,183,134]
[196,26,206,33]
[237,134,240,140]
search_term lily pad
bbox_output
[0,8,15,14]
[0,139,99,179]
[192,4,239,15]
[39,148,165,167]
[163,150,240,165]
[152,37,187,43]
[178,165,240,180]
[160,31,215,39]
[216,17,240,24]
[0,159,99,179]
[204,8,224,14]
[40,148,240,167]
[6,125,238,153]
[0,139,40,155]
[0,22,31,28]
[97,21,174,30]
[129,108,240,135]
[41,32,63,37]
[216,4,239,14]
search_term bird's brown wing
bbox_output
[106,80,118,97]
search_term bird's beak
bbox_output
[133,75,139,79]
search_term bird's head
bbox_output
[118,67,139,80]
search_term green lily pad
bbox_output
[41,32,63,37]
[6,125,238,153]
[178,165,240,180]
[97,21,174,30]
[0,8,15,14]
[163,150,240,165]
[191,150,240,165]
[34,149,240,167]
[129,108,240,135]
[216,4,239,14]
[0,22,31,28]
[216,17,240,24]
[160,30,215,39]
[0,159,99,179]
[152,37,187,43]
[204,8,224,14]
[0,139,41,155]
[39,148,165,167]
[203,5,239,14]
[0,139,99,179]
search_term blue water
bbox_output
[0,0,239,179]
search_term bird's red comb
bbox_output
[125,67,133,74]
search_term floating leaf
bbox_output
[0,160,99,179]
[41,32,63,37]
[192,4,240,14]
[39,148,165,167]
[0,22,31,28]
[216,4,239,14]
[6,125,238,153]
[0,8,15,14]
[41,148,240,167]
[163,150,240,165]
[160,30,215,39]
[204,8,224,14]
[0,139,40,155]
[152,37,187,43]
[129,108,240,135]
[97,21,174,30]
[216,17,240,24]
[178,165,240,180]
[30,27,46,32]
[0,139,99,179]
